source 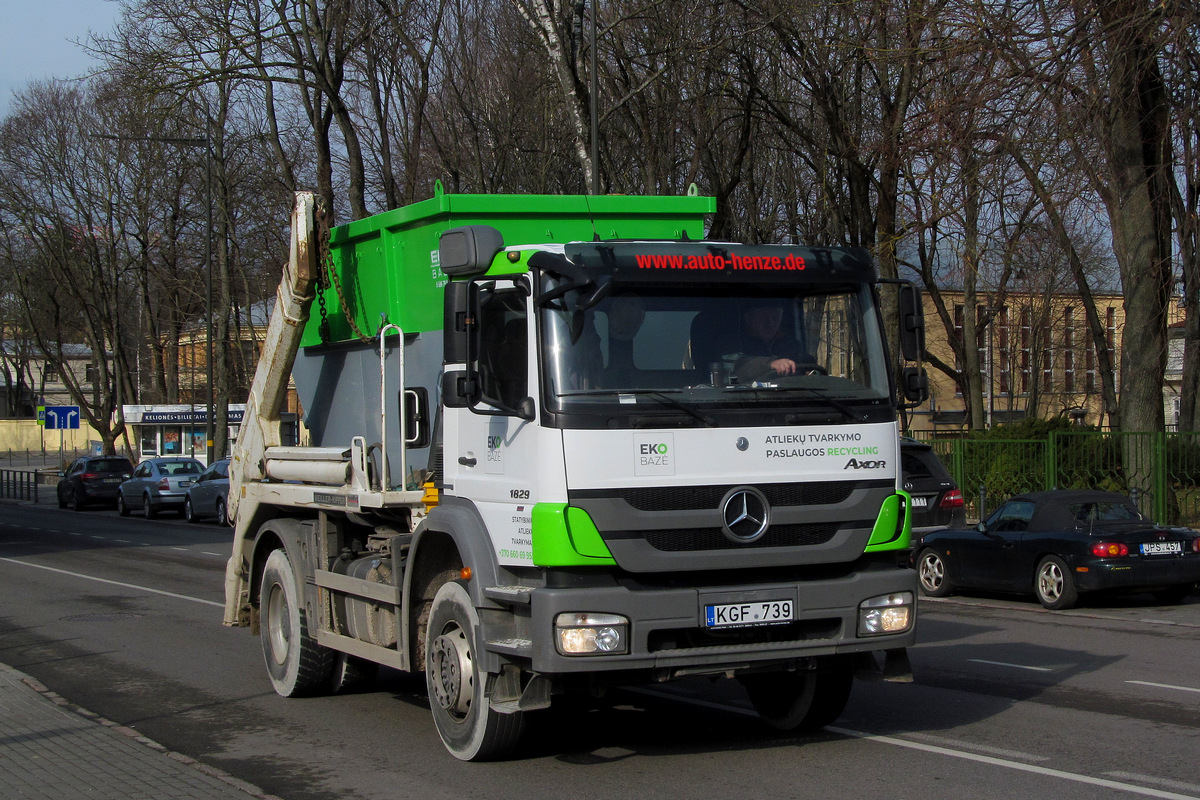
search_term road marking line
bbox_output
[202,552,223,557]
[1106,773,1200,795]
[90,536,106,540]
[902,731,1050,762]
[829,726,1200,800]
[1126,680,1200,695]
[968,658,1053,672]
[0,557,222,607]
[113,539,130,543]
[171,547,189,551]
[67,532,82,536]
[635,681,1200,798]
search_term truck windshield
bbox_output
[539,279,893,428]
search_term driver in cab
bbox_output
[731,300,819,382]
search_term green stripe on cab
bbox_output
[532,503,616,566]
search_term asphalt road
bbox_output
[1,501,1198,800]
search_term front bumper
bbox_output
[507,562,917,676]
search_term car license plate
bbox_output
[910,496,928,508]
[179,480,193,488]
[103,478,119,484]
[705,599,794,628]
[1140,541,1182,555]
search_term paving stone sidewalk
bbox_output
[0,662,277,800]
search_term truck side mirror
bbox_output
[443,281,469,364]
[442,370,475,408]
[900,366,928,407]
[439,225,504,277]
[898,283,924,362]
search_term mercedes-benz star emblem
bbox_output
[720,486,770,543]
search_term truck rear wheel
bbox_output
[426,581,525,761]
[739,657,854,732]
[260,548,333,696]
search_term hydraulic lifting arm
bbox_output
[222,192,320,626]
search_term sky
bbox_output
[0,0,123,118]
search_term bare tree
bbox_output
[0,82,144,452]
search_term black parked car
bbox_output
[914,489,1200,609]
[57,456,134,510]
[900,438,965,534]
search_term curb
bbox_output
[13,669,284,800]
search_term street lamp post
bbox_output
[987,310,994,429]
[91,132,214,462]
[985,304,1005,430]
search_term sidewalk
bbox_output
[0,662,278,800]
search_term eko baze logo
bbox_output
[639,441,669,465]
[634,433,675,476]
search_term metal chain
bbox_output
[313,198,373,344]
[313,199,332,344]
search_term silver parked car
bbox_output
[184,458,231,525]
[117,457,205,519]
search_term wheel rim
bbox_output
[430,624,474,718]
[919,553,944,591]
[265,582,291,666]
[1039,562,1063,602]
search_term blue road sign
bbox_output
[44,405,81,430]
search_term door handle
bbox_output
[458,456,477,467]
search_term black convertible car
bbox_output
[914,489,1200,609]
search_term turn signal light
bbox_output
[1091,542,1129,557]
[940,489,964,509]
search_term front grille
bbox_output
[647,618,842,652]
[639,523,843,551]
[611,480,861,512]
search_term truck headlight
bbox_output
[555,612,629,655]
[857,592,914,636]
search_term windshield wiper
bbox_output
[557,388,717,427]
[725,385,868,422]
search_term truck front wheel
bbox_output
[739,657,853,732]
[425,581,525,761]
[260,548,333,696]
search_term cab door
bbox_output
[444,278,543,568]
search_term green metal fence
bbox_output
[922,431,1200,527]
